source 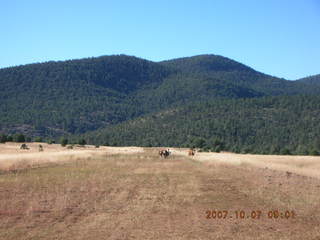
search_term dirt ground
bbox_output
[0,144,320,239]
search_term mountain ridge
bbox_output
[0,54,319,145]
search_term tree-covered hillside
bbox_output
[0,55,173,136]
[84,95,320,155]
[0,54,320,149]
[297,74,320,86]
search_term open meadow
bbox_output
[0,143,320,239]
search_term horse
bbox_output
[159,149,171,158]
[188,148,195,156]
[20,144,29,150]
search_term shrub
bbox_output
[6,135,13,142]
[60,137,68,147]
[212,145,222,153]
[241,147,252,154]
[201,146,210,152]
[0,134,7,143]
[47,139,55,144]
[78,139,86,146]
[13,134,25,143]
[34,137,43,142]
[310,149,320,156]
[193,138,206,148]
[280,148,291,155]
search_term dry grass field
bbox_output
[0,143,320,239]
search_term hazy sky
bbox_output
[1,0,319,79]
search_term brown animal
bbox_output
[38,144,43,152]
[188,149,195,156]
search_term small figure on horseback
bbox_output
[188,148,196,156]
[38,144,43,152]
[159,149,171,158]
[20,143,29,150]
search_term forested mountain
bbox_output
[297,74,320,85]
[0,55,173,136]
[0,54,320,154]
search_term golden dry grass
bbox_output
[0,143,143,172]
[173,149,320,179]
[0,145,320,239]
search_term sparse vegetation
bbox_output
[0,147,319,239]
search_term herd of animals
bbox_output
[158,148,196,158]
[20,143,43,151]
[19,144,197,157]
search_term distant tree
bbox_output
[280,148,291,155]
[241,147,252,154]
[34,137,43,142]
[78,138,86,146]
[6,135,13,142]
[13,134,25,143]
[270,145,280,154]
[193,137,206,148]
[310,149,320,156]
[210,139,225,152]
[60,137,68,147]
[110,141,118,146]
[212,145,222,153]
[47,139,55,144]
[0,134,7,143]
[296,145,308,155]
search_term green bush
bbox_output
[280,148,291,155]
[60,137,68,147]
[13,134,25,143]
[6,136,13,142]
[34,137,43,142]
[47,139,55,144]
[201,146,210,152]
[78,139,86,146]
[212,145,222,153]
[0,134,7,143]
[310,149,320,156]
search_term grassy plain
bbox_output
[0,143,320,239]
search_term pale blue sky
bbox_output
[1,0,319,79]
